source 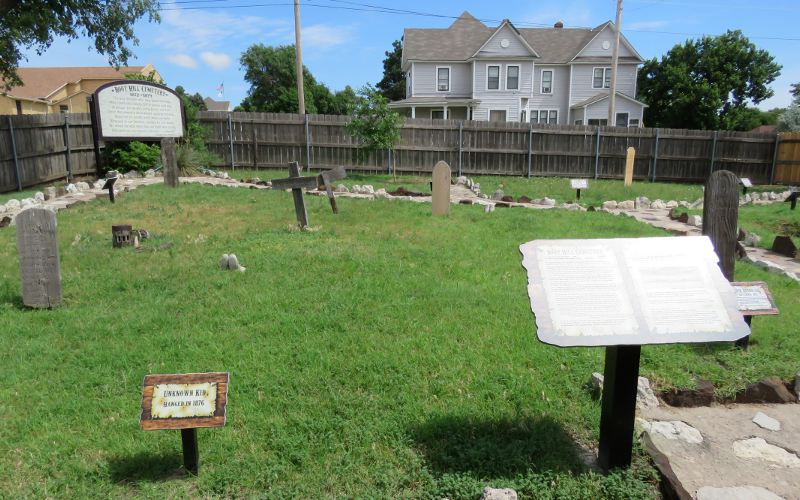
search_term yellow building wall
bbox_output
[0,95,18,114]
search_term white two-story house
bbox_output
[389,12,647,127]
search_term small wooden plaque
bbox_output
[140,372,229,430]
[740,178,752,188]
[570,179,588,189]
[731,281,779,316]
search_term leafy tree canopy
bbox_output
[238,44,357,114]
[1,0,160,89]
[346,84,402,154]
[376,39,405,102]
[637,30,781,130]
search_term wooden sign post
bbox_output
[431,161,451,216]
[16,208,62,308]
[270,162,348,227]
[624,147,635,186]
[140,372,229,475]
[520,236,749,471]
[570,179,588,200]
[731,281,779,350]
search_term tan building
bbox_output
[0,64,163,115]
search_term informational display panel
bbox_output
[519,236,750,347]
[570,179,588,189]
[731,281,778,316]
[95,81,184,140]
[740,178,753,188]
[140,372,229,430]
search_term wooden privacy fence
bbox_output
[198,111,787,184]
[0,113,99,193]
[775,131,800,183]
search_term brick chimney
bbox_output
[554,21,564,28]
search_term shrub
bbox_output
[107,141,161,174]
[176,144,219,175]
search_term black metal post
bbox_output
[576,188,581,200]
[735,316,753,350]
[598,344,641,472]
[181,428,199,475]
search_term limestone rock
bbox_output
[732,438,800,467]
[351,184,362,194]
[696,486,785,500]
[94,180,106,190]
[374,188,389,199]
[219,254,230,270]
[650,199,667,209]
[34,192,45,203]
[688,215,703,227]
[637,377,660,408]
[743,232,762,247]
[75,181,91,191]
[456,175,468,185]
[768,192,779,201]
[124,170,140,178]
[752,411,781,431]
[144,169,156,178]
[492,189,505,201]
[640,420,703,444]
[335,184,349,193]
[618,200,635,210]
[539,197,556,206]
[65,183,78,193]
[679,200,691,208]
[480,487,517,500]
[737,377,795,404]
[363,185,375,195]
[666,200,678,208]
[635,196,651,209]
[45,187,57,200]
[5,199,21,210]
[20,198,35,208]
[0,204,5,214]
[602,200,618,210]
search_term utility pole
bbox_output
[608,0,622,125]
[294,0,306,115]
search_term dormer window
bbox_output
[437,67,450,92]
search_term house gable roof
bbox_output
[402,12,643,66]
[3,66,148,100]
[571,22,643,62]
[570,91,648,109]
[471,19,539,58]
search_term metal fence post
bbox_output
[709,130,718,174]
[527,123,533,178]
[769,134,780,185]
[458,120,463,177]
[227,112,235,170]
[63,113,73,182]
[7,116,22,191]
[594,127,601,180]
[304,114,312,171]
[651,128,660,182]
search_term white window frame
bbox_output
[592,67,611,89]
[530,109,558,124]
[431,108,445,119]
[629,118,640,128]
[487,65,501,91]
[615,112,629,127]
[488,108,508,122]
[506,65,520,90]
[540,69,553,94]
[588,118,608,126]
[436,66,451,92]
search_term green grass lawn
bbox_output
[0,184,797,498]
[685,202,800,250]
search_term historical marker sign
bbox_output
[570,179,588,189]
[95,81,184,141]
[520,236,750,347]
[141,372,229,430]
[740,178,752,188]
[731,281,778,316]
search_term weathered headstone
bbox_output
[16,208,62,308]
[431,161,451,216]
[702,170,739,281]
[162,138,179,188]
[771,236,797,258]
[624,147,635,186]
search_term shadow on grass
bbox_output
[410,415,586,477]
[108,452,188,483]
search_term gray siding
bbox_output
[578,25,635,58]
[584,97,644,124]
[475,25,532,58]
[529,65,569,124]
[569,64,638,105]
[412,62,471,97]
[472,60,533,122]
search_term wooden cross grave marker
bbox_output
[270,162,347,227]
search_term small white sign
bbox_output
[97,82,183,139]
[570,179,588,189]
[151,382,217,419]
[740,178,753,188]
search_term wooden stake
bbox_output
[624,147,635,186]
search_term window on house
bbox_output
[615,113,629,127]
[530,109,558,124]
[575,119,584,125]
[548,110,558,124]
[487,65,500,90]
[489,109,507,122]
[520,110,526,122]
[530,110,538,123]
[431,109,444,119]
[593,68,611,89]
[437,67,450,91]
[588,118,608,126]
[629,119,640,128]
[507,66,519,90]
[541,70,553,94]
[59,105,69,113]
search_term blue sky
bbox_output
[21,0,800,110]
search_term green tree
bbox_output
[637,30,781,130]
[376,39,405,101]
[347,85,402,172]
[791,82,800,102]
[1,0,160,89]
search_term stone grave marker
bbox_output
[16,208,62,308]
[771,235,797,258]
[431,161,451,216]
[624,147,635,186]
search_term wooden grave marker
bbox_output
[702,170,739,281]
[624,147,635,186]
[162,138,179,188]
[102,170,119,203]
[731,281,779,350]
[432,161,451,216]
[16,208,62,308]
[270,162,348,227]
[570,179,588,200]
[520,236,749,471]
[140,372,230,474]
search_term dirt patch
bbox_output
[388,187,427,197]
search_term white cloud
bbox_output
[302,24,353,48]
[625,20,669,31]
[166,53,197,68]
[200,51,231,71]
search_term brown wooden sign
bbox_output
[140,372,229,430]
[731,281,779,317]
